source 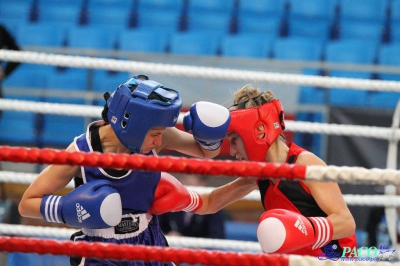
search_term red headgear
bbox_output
[227,100,285,162]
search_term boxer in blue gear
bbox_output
[19,74,231,266]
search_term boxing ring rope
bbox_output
[1,146,400,185]
[1,49,400,264]
[1,170,400,207]
[1,49,400,91]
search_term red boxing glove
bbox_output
[148,172,203,215]
[257,209,333,253]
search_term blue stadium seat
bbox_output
[45,69,89,91]
[391,0,400,24]
[136,9,181,32]
[338,0,389,23]
[187,0,236,15]
[92,70,130,94]
[220,33,274,58]
[137,0,184,11]
[86,6,131,29]
[66,26,117,50]
[325,39,378,64]
[287,18,331,39]
[237,0,287,19]
[325,39,377,107]
[390,22,400,42]
[41,97,86,147]
[16,23,66,47]
[38,4,82,27]
[298,68,326,105]
[169,31,220,56]
[294,111,325,157]
[328,71,371,107]
[272,36,325,61]
[2,63,54,89]
[118,28,170,53]
[288,0,338,21]
[187,11,232,34]
[339,20,384,41]
[6,252,69,266]
[237,16,281,36]
[378,43,400,80]
[0,1,32,23]
[0,95,39,144]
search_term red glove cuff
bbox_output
[308,217,333,250]
[182,190,203,213]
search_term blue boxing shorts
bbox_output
[70,213,175,266]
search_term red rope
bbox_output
[0,236,289,266]
[0,146,306,180]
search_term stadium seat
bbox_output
[338,0,389,23]
[45,69,89,91]
[41,97,86,147]
[390,22,400,42]
[294,111,325,157]
[272,36,325,61]
[16,23,66,47]
[325,39,377,107]
[378,43,400,80]
[237,16,281,36]
[136,9,181,32]
[288,0,338,21]
[66,26,117,50]
[224,221,258,242]
[297,69,326,105]
[86,6,131,29]
[220,33,273,59]
[137,0,184,11]
[287,18,331,39]
[391,0,400,24]
[2,64,53,90]
[237,0,287,19]
[186,11,232,34]
[0,1,32,23]
[339,20,384,41]
[118,28,170,53]
[187,0,236,15]
[38,4,82,27]
[0,95,39,144]
[169,31,220,56]
[92,70,130,94]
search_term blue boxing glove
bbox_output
[183,101,231,151]
[40,180,122,229]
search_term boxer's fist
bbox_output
[148,172,202,215]
[40,180,122,229]
[183,101,230,151]
[257,209,333,253]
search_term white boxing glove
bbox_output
[183,101,231,150]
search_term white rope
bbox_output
[2,171,399,206]
[0,223,262,252]
[306,165,400,185]
[1,49,400,92]
[1,98,399,141]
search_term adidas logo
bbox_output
[76,203,91,223]
[294,216,308,235]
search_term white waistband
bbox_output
[82,213,153,240]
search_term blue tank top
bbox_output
[74,121,161,215]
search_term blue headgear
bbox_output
[106,75,182,153]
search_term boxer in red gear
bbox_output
[193,85,357,257]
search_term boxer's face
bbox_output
[140,126,167,154]
[226,132,248,161]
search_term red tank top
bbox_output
[257,143,357,256]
